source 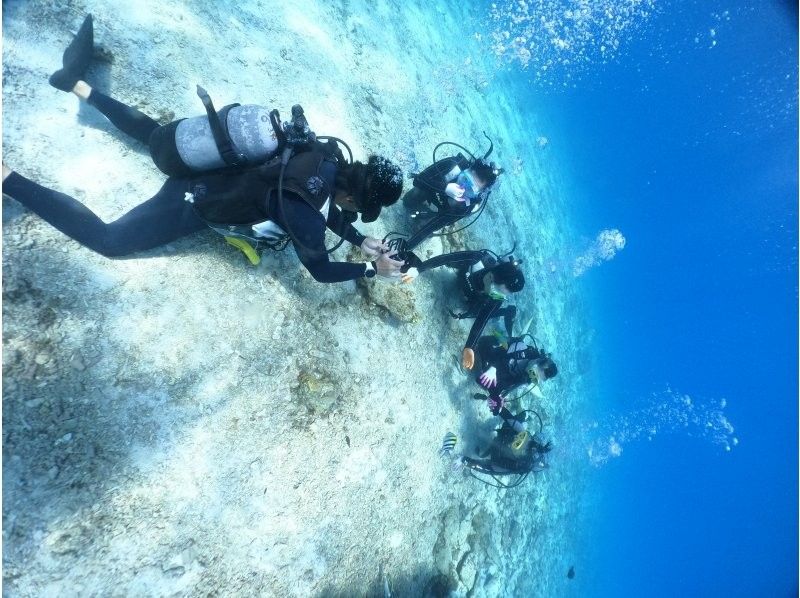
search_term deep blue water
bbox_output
[495,1,797,594]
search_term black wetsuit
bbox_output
[402,156,489,251]
[474,335,540,395]
[463,420,550,476]
[3,91,370,284]
[414,250,517,350]
[474,334,544,425]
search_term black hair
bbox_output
[366,155,402,199]
[338,155,403,223]
[471,159,498,188]
[492,261,525,293]
[539,357,558,380]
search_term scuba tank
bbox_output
[183,96,357,263]
[174,104,279,173]
[149,86,283,177]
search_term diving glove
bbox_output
[461,348,475,370]
[479,367,498,388]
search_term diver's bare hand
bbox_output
[445,182,466,199]
[375,251,402,278]
[401,267,419,284]
[361,237,387,259]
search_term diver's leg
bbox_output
[405,213,461,251]
[80,86,161,146]
[498,305,517,338]
[48,13,160,146]
[49,14,94,92]
[2,172,205,257]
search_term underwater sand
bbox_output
[2,1,591,595]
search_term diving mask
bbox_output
[526,358,547,383]
[456,170,480,199]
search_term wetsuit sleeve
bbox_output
[475,335,500,371]
[325,204,367,247]
[404,212,464,251]
[280,197,368,283]
[417,250,488,273]
[498,304,517,338]
[463,298,504,350]
[411,157,457,194]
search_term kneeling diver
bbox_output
[401,137,503,251]
[392,243,525,369]
[439,413,552,489]
[474,333,558,421]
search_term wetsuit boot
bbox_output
[48,14,94,92]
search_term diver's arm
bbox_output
[284,199,370,283]
[497,407,526,432]
[404,212,464,251]
[325,204,366,246]
[463,298,504,350]
[417,250,489,274]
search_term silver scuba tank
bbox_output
[174,105,279,172]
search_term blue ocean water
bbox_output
[484,0,798,595]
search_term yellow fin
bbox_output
[225,236,260,265]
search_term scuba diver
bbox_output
[439,412,552,489]
[389,241,525,370]
[401,136,503,250]
[3,14,404,283]
[474,333,558,421]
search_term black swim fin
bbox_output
[49,14,94,92]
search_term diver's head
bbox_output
[528,356,558,383]
[490,260,525,294]
[337,155,403,223]
[470,159,499,189]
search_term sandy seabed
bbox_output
[2,1,592,596]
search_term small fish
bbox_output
[567,565,575,579]
[439,432,457,456]
[345,435,351,447]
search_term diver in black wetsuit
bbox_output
[396,247,525,369]
[402,151,501,251]
[2,15,404,284]
[461,414,552,479]
[474,333,558,424]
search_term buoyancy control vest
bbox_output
[462,254,497,296]
[186,146,337,246]
[506,339,544,377]
[149,104,280,178]
[491,426,537,473]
